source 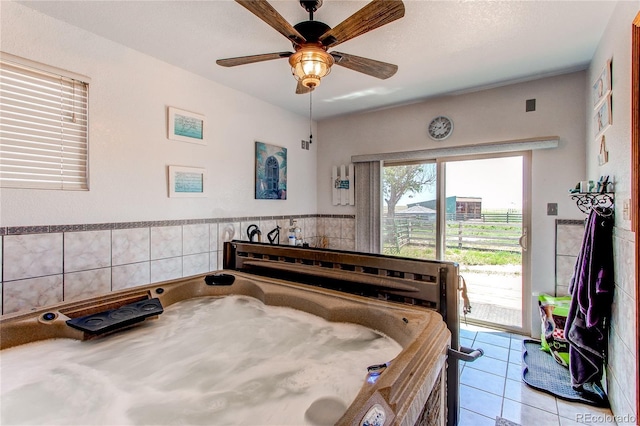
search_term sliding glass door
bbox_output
[382,154,529,332]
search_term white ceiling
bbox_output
[18,0,618,120]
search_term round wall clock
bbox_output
[428,116,453,141]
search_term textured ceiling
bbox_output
[18,0,618,120]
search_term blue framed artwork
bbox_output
[168,107,205,145]
[168,165,207,197]
[255,141,287,200]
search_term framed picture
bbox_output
[594,94,612,139]
[168,166,207,197]
[598,136,609,166]
[167,107,205,145]
[592,60,612,109]
[255,141,287,200]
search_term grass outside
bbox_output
[448,223,521,236]
[383,244,521,266]
[383,243,524,327]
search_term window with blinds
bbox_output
[0,57,89,190]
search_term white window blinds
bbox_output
[0,58,89,190]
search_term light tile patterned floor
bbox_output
[458,324,616,426]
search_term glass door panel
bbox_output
[380,155,527,331]
[444,156,524,329]
[382,162,438,260]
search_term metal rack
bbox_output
[570,192,614,216]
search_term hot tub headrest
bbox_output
[65,298,164,335]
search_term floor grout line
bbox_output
[459,324,618,426]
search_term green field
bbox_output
[383,245,521,266]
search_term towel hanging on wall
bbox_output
[564,208,614,394]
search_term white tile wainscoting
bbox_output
[555,219,585,297]
[0,215,355,315]
[553,220,638,425]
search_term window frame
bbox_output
[0,52,90,190]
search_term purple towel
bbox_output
[564,209,614,388]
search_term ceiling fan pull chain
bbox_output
[309,90,313,143]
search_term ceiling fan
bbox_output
[216,0,405,94]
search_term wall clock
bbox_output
[428,116,453,141]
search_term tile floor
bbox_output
[457,324,616,426]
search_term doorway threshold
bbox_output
[459,301,523,334]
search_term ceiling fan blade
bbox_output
[320,0,405,48]
[236,0,306,44]
[331,52,398,79]
[296,81,313,95]
[216,52,293,67]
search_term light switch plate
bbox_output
[547,203,558,215]
[623,199,631,220]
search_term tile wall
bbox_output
[608,227,638,423]
[555,219,638,423]
[0,215,355,315]
[555,219,585,296]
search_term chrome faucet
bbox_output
[247,224,261,242]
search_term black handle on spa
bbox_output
[448,345,484,362]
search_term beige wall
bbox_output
[1,0,638,419]
[0,1,318,227]
[317,72,588,336]
[0,1,350,316]
[586,1,639,422]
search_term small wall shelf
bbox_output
[570,192,614,215]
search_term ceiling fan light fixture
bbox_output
[289,45,334,88]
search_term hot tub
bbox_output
[0,242,474,426]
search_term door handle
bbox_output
[519,227,528,251]
[448,346,484,362]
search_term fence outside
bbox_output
[448,212,522,223]
[383,216,523,253]
[383,215,524,328]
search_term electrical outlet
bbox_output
[547,203,558,216]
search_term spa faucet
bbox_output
[247,224,261,243]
